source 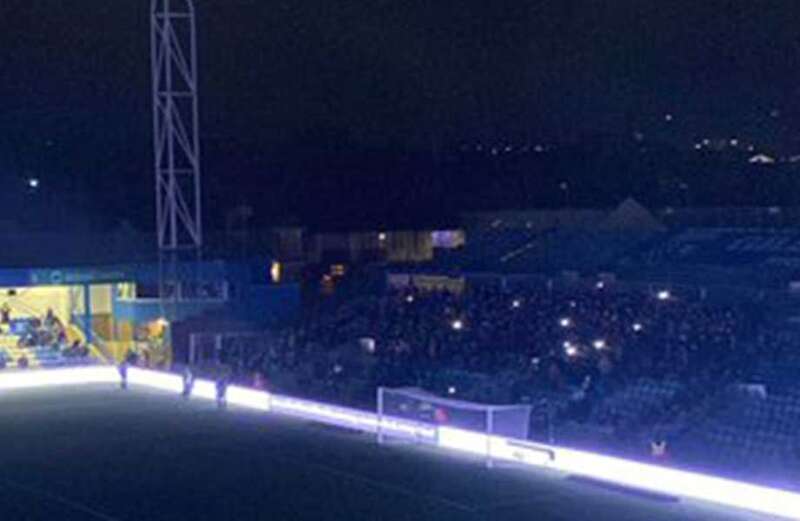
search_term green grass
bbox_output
[0,385,784,521]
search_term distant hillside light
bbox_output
[559,317,572,328]
[593,339,607,350]
[657,290,671,301]
[27,178,40,189]
[632,322,643,332]
[451,319,464,331]
[378,232,387,241]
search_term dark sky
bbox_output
[0,1,799,228]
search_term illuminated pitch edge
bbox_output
[192,377,272,411]
[125,370,436,440]
[270,395,437,441]
[61,368,800,520]
[554,445,800,520]
[191,378,217,400]
[0,366,118,390]
[227,385,272,411]
[437,426,800,519]
[127,368,183,394]
[126,371,273,412]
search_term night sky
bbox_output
[0,1,799,230]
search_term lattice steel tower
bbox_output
[151,0,202,254]
[151,0,203,323]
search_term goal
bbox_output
[377,387,532,465]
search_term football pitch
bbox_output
[0,384,784,521]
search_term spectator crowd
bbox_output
[0,307,92,369]
[233,280,752,400]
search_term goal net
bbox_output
[377,387,532,463]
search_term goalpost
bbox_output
[377,387,533,467]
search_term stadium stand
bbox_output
[196,279,781,456]
[0,314,93,369]
[627,227,800,289]
[673,387,800,483]
[171,208,800,489]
